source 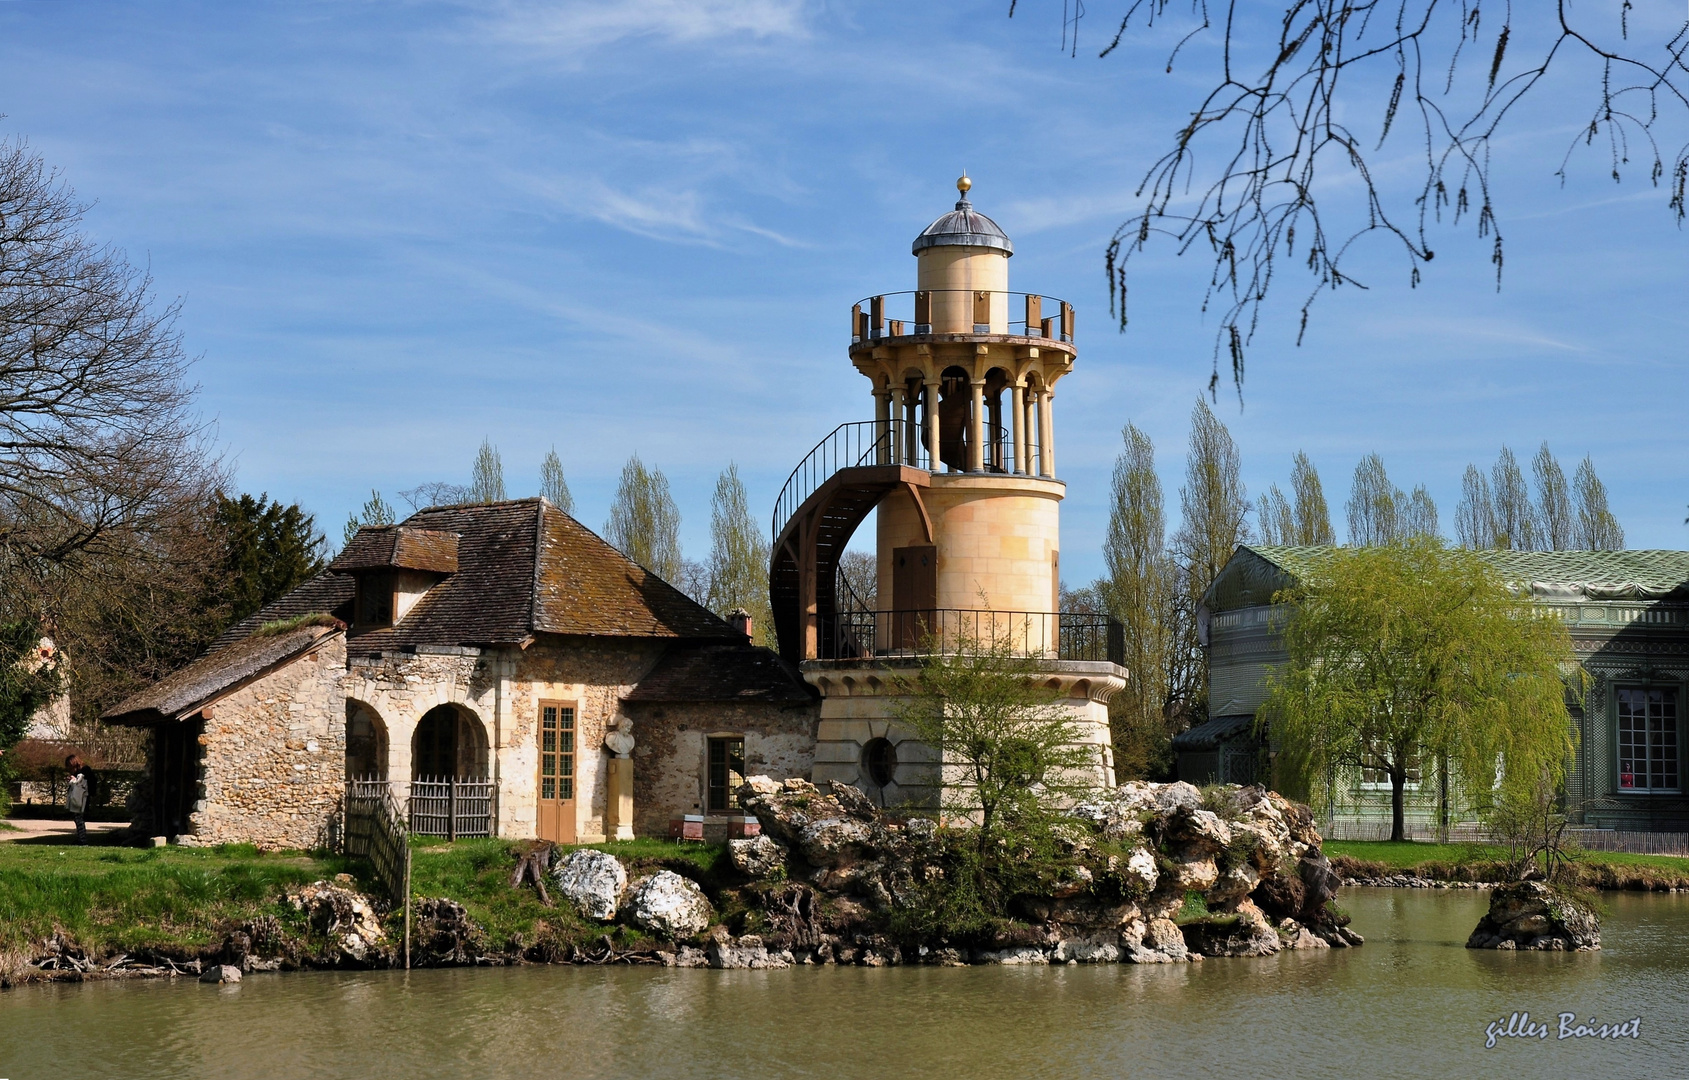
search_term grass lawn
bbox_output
[0,833,739,965]
[1325,839,1689,888]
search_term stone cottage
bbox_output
[103,498,817,848]
[1187,545,1689,834]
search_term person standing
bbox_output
[65,755,89,845]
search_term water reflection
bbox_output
[3,889,1687,1079]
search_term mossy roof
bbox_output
[1206,545,1689,613]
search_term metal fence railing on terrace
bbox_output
[828,608,1124,666]
[851,290,1074,343]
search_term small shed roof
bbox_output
[622,643,814,704]
[1171,713,1256,751]
[104,624,341,725]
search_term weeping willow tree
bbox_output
[1263,538,1577,842]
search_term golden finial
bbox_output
[957,173,972,195]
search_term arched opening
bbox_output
[345,702,388,781]
[938,365,971,471]
[983,367,1010,472]
[411,704,489,780]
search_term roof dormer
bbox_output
[329,526,459,632]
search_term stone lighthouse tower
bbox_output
[769,177,1123,806]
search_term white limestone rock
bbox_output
[553,849,628,922]
[199,964,242,984]
[628,870,714,940]
[728,835,788,879]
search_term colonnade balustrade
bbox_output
[871,378,1055,478]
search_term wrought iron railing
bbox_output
[851,290,1074,342]
[828,609,1124,666]
[772,420,929,542]
[407,776,494,840]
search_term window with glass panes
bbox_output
[1617,688,1679,792]
[541,703,575,801]
[707,736,744,813]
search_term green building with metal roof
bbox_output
[1185,546,1689,836]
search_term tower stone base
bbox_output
[803,659,1122,812]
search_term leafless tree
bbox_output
[1073,2,1689,392]
[0,136,214,568]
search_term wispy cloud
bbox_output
[479,0,810,53]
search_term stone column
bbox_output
[924,376,940,471]
[606,755,635,841]
[1011,381,1026,475]
[889,384,906,465]
[1039,389,1056,477]
[969,379,986,473]
[874,389,890,465]
[904,385,919,464]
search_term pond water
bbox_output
[3,888,1687,1080]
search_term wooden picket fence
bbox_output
[344,778,412,969]
[407,776,494,840]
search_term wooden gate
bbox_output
[536,701,576,843]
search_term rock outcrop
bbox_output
[1466,880,1600,951]
[628,871,714,940]
[286,881,387,964]
[730,775,1359,965]
[554,849,627,921]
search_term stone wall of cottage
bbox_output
[189,635,348,849]
[623,699,819,836]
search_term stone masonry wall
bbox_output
[189,635,348,849]
[624,699,818,836]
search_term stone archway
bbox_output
[345,701,388,781]
[411,703,489,780]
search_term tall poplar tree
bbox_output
[539,447,574,515]
[1170,399,1249,724]
[1455,465,1496,550]
[1256,484,1293,546]
[1573,457,1625,551]
[1490,447,1536,551]
[604,454,682,582]
[705,464,772,644]
[1101,423,1176,777]
[1345,454,1399,546]
[1401,485,1439,540]
[1532,443,1574,551]
[469,440,506,504]
[1289,452,1335,545]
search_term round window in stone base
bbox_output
[862,737,898,788]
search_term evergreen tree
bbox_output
[1491,447,1536,551]
[1573,457,1625,551]
[604,454,682,582]
[705,464,772,644]
[469,440,506,504]
[1532,443,1574,551]
[539,447,574,515]
[214,493,326,624]
[1455,465,1496,549]
[1102,423,1176,777]
[343,489,395,545]
[1289,451,1335,545]
[1346,454,1400,546]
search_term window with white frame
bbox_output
[1617,687,1679,793]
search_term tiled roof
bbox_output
[329,526,459,574]
[1212,545,1689,611]
[623,643,815,703]
[104,625,341,724]
[214,499,736,657]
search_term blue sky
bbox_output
[2,1,1684,583]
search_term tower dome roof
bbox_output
[912,176,1013,257]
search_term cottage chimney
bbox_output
[728,608,753,642]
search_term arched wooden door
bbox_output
[536,701,576,842]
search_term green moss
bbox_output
[1174,890,1210,924]
[251,612,340,637]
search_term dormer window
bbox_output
[329,525,459,634]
